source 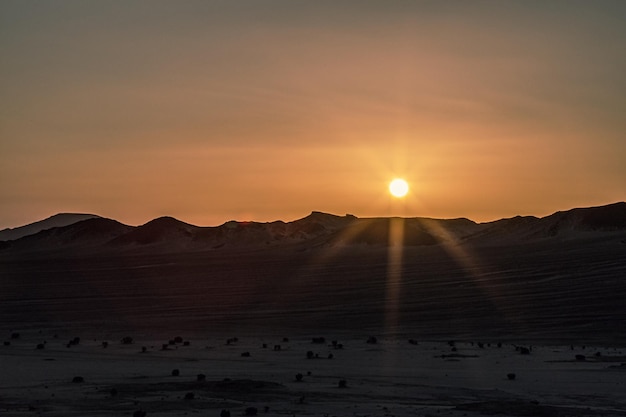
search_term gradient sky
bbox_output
[1,1,625,229]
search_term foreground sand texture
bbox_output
[2,333,626,417]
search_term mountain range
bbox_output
[2,202,625,342]
[1,202,625,257]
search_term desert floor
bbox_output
[2,330,626,417]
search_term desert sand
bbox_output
[2,330,626,417]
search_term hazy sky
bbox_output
[2,1,625,228]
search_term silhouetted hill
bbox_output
[468,202,626,242]
[109,216,198,246]
[1,202,626,342]
[0,218,131,253]
[1,202,625,257]
[0,213,100,241]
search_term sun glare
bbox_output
[389,178,409,198]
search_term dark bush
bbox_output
[36,343,45,350]
[519,347,530,355]
[184,392,195,400]
[575,354,586,361]
[274,345,281,351]
[174,336,183,344]
[312,337,325,344]
[197,374,206,381]
[366,336,377,344]
[306,350,314,359]
[338,379,347,388]
[295,373,303,382]
[282,337,289,342]
[110,388,118,396]
[220,410,231,417]
[171,369,180,376]
[3,341,10,346]
[102,341,108,348]
[183,341,190,346]
[245,406,258,416]
[11,332,20,339]
[72,376,84,383]
[408,339,418,345]
[133,410,146,417]
[121,336,133,345]
[328,353,334,359]
[241,351,251,357]
[507,373,516,380]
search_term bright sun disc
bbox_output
[389,178,409,198]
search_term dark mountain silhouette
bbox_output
[1,202,625,343]
[1,202,625,257]
[109,216,198,246]
[468,202,626,242]
[0,218,131,253]
[0,213,100,241]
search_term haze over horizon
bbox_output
[2,1,625,230]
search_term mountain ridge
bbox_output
[1,202,625,256]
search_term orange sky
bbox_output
[1,1,625,229]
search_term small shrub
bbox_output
[121,336,133,345]
[366,336,377,344]
[184,392,195,400]
[306,350,314,359]
[171,369,180,376]
[295,373,303,382]
[133,410,146,417]
[174,336,183,344]
[312,337,325,344]
[11,332,20,339]
[36,343,45,350]
[220,410,231,417]
[245,406,258,416]
[102,341,108,348]
[72,376,84,383]
[575,354,586,361]
[338,379,347,388]
[507,373,516,380]
[197,374,206,381]
[241,351,251,357]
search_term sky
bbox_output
[1,0,625,229]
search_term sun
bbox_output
[389,178,409,198]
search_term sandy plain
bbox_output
[2,330,626,417]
